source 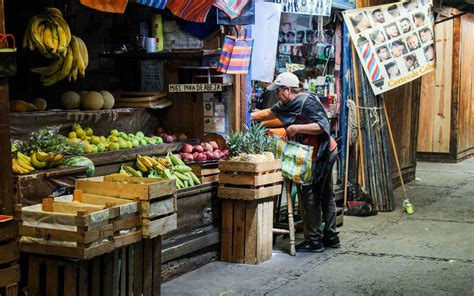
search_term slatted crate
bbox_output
[0,219,20,296]
[24,237,163,296]
[190,162,220,184]
[218,159,282,264]
[69,189,142,248]
[16,198,115,260]
[77,174,177,239]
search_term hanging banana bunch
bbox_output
[24,8,89,86]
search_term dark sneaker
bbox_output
[322,236,341,248]
[296,240,324,252]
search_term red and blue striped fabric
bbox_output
[214,0,250,19]
[166,0,214,23]
[217,36,253,74]
[137,0,168,9]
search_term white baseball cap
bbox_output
[267,72,300,90]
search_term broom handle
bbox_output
[382,100,408,200]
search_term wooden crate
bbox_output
[221,198,274,264]
[76,174,176,201]
[72,189,142,248]
[190,163,220,184]
[76,175,178,239]
[24,237,162,296]
[218,159,282,264]
[218,160,282,200]
[17,199,115,260]
[0,219,20,296]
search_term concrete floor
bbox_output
[162,159,474,295]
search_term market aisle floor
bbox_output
[162,159,474,295]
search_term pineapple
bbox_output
[226,122,275,161]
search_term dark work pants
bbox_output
[301,149,338,242]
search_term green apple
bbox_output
[76,128,86,138]
[128,133,136,139]
[140,139,147,146]
[84,127,93,136]
[148,138,156,145]
[152,136,163,144]
[109,135,119,142]
[96,143,106,152]
[91,135,100,145]
[126,141,133,149]
[119,132,128,140]
[118,139,128,149]
[109,142,120,151]
[135,131,144,139]
[100,136,107,143]
[131,139,140,148]
[110,129,119,136]
[72,123,81,131]
[91,145,98,153]
[83,144,93,154]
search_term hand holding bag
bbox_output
[272,135,313,185]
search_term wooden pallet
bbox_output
[77,175,178,239]
[17,198,115,260]
[25,237,162,296]
[218,159,282,264]
[72,189,142,248]
[0,219,19,296]
[190,163,220,184]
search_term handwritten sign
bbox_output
[168,83,223,93]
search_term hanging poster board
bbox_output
[342,0,435,95]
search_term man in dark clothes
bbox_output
[251,72,340,252]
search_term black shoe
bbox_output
[322,236,341,248]
[296,240,324,252]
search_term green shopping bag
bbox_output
[272,136,313,185]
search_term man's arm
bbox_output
[251,108,277,122]
[286,123,324,137]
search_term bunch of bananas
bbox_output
[31,150,64,169]
[122,153,201,189]
[12,152,36,175]
[11,150,65,175]
[23,8,71,58]
[31,35,89,86]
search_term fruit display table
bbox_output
[10,108,160,140]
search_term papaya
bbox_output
[10,100,29,112]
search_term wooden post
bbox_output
[0,0,14,215]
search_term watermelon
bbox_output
[63,156,95,177]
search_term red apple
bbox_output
[182,153,194,162]
[196,153,207,161]
[212,150,221,159]
[164,135,174,143]
[201,142,213,152]
[192,152,199,159]
[156,127,165,134]
[209,141,219,150]
[182,143,193,154]
[193,145,204,153]
[222,149,229,157]
[204,151,214,160]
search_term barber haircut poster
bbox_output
[273,0,333,16]
[343,0,435,95]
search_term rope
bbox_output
[346,99,358,144]
[356,106,383,128]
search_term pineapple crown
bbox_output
[226,122,273,156]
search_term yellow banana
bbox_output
[53,154,64,162]
[46,8,63,17]
[50,24,59,54]
[50,14,71,46]
[29,17,53,58]
[42,24,55,53]
[138,155,154,170]
[17,151,32,163]
[31,152,47,169]
[136,159,149,173]
[71,36,85,78]
[56,25,68,56]
[12,159,29,174]
[36,150,54,162]
[154,162,166,172]
[32,56,64,78]
[43,46,72,86]
[158,158,172,168]
[76,37,89,74]
[16,157,35,172]
[144,156,159,166]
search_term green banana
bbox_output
[189,172,201,185]
[173,171,189,182]
[174,165,192,173]
[186,172,195,187]
[169,153,185,166]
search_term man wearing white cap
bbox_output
[251,72,340,252]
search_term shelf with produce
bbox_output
[99,49,221,60]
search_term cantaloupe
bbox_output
[81,91,104,110]
[60,91,81,110]
[100,91,115,109]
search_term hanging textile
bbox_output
[217,36,254,74]
[217,0,255,25]
[167,0,214,23]
[214,0,250,19]
[136,0,168,9]
[80,0,128,13]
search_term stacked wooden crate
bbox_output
[76,174,178,239]
[190,162,220,184]
[0,219,19,296]
[218,160,282,264]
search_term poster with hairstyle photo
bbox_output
[376,45,391,62]
[296,30,305,43]
[413,12,426,28]
[404,54,420,71]
[370,29,386,45]
[419,27,434,44]
[390,40,408,58]
[405,33,421,51]
[399,18,413,34]
[402,1,418,12]
[385,62,401,79]
[423,44,435,62]
[384,22,401,39]
[371,9,386,24]
[286,31,297,44]
[350,12,373,33]
[305,30,315,43]
[386,4,401,19]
